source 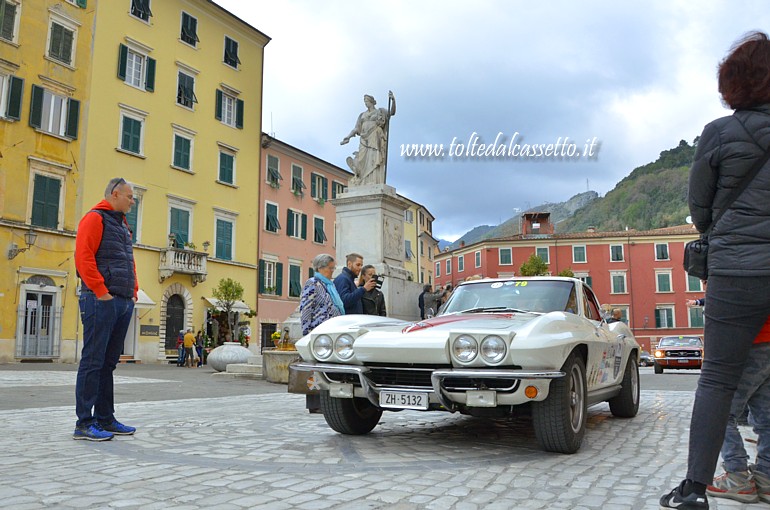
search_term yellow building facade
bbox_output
[0,0,94,362]
[0,0,269,363]
[81,1,269,362]
[399,196,438,286]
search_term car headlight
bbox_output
[480,335,506,364]
[313,335,333,360]
[453,335,478,363]
[654,350,664,358]
[335,334,355,359]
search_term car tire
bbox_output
[654,363,663,374]
[320,390,382,435]
[532,351,587,454]
[609,356,640,418]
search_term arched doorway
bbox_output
[164,294,185,350]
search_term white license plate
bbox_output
[379,391,429,410]
[678,359,690,363]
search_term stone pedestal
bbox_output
[332,184,423,321]
[262,349,302,384]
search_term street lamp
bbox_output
[7,228,38,259]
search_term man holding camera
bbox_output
[334,253,377,314]
[360,265,387,316]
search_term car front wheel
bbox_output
[532,351,587,454]
[609,356,640,417]
[654,363,663,374]
[320,391,382,435]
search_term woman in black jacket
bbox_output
[662,32,770,509]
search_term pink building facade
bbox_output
[434,214,701,352]
[257,135,352,351]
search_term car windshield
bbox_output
[658,337,703,347]
[441,279,577,315]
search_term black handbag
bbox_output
[684,124,770,280]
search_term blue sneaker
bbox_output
[73,423,114,441]
[100,420,136,435]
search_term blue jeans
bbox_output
[75,293,134,427]
[721,342,770,475]
[687,275,770,484]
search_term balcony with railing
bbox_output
[159,235,208,286]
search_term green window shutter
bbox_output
[275,262,283,296]
[585,276,592,288]
[235,99,243,129]
[6,76,23,120]
[286,209,294,237]
[216,219,232,260]
[170,208,189,246]
[145,57,155,92]
[31,175,60,229]
[122,117,141,153]
[301,214,307,240]
[125,197,139,243]
[29,85,44,129]
[76,0,87,8]
[219,153,233,183]
[332,182,337,199]
[314,218,323,243]
[1,3,17,40]
[308,267,314,278]
[310,174,317,198]
[61,27,73,64]
[322,177,328,200]
[65,98,80,139]
[117,44,128,80]
[49,23,63,59]
[215,90,223,120]
[289,265,301,297]
[174,135,190,169]
[258,259,266,293]
[654,309,662,328]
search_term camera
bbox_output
[372,274,384,289]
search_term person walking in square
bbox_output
[73,177,138,441]
[183,329,196,368]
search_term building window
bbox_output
[611,272,626,294]
[405,239,414,260]
[125,195,141,243]
[130,0,152,22]
[446,259,451,275]
[259,260,282,295]
[687,275,703,292]
[176,71,197,109]
[475,251,481,268]
[655,243,669,261]
[536,247,549,264]
[435,262,440,277]
[267,155,281,187]
[499,247,512,265]
[458,256,464,272]
[218,151,235,184]
[0,73,23,121]
[656,271,672,293]
[572,245,586,263]
[610,244,624,262]
[310,173,328,201]
[420,239,424,256]
[119,113,143,154]
[286,209,306,239]
[31,173,62,229]
[30,86,80,139]
[313,217,326,244]
[331,181,345,199]
[172,133,192,171]
[215,89,243,128]
[405,209,414,223]
[180,12,199,47]
[169,206,190,247]
[223,36,240,68]
[215,218,233,261]
[118,44,155,92]
[47,19,76,66]
[655,306,675,328]
[265,202,280,233]
[291,165,305,196]
[289,264,302,298]
[575,273,593,288]
[0,1,20,43]
[689,307,704,328]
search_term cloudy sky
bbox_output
[214,0,770,241]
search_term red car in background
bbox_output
[653,336,703,374]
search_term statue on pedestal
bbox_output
[340,91,396,185]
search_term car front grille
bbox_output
[367,367,434,388]
[665,350,701,358]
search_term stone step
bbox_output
[225,363,263,375]
[247,355,263,365]
[210,371,262,380]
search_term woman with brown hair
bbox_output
[661,31,770,509]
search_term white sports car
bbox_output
[290,277,641,454]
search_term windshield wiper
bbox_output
[458,306,533,314]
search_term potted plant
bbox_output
[271,330,281,348]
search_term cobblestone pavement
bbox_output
[0,369,765,510]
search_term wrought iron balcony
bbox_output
[159,247,208,286]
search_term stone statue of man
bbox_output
[340,91,396,186]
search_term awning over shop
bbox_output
[135,289,156,309]
[203,297,252,313]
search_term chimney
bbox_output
[460,240,465,247]
[587,226,596,233]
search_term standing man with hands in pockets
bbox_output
[73,177,139,441]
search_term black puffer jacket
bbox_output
[689,105,770,276]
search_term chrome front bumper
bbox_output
[289,362,565,411]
